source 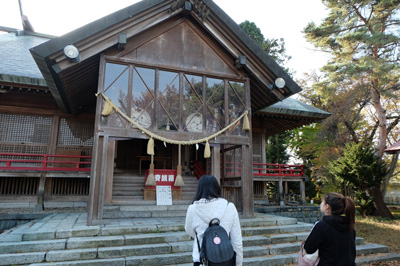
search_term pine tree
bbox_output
[328,141,393,218]
[304,0,400,218]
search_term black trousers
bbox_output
[194,262,201,266]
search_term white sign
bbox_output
[156,185,172,206]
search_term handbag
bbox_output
[298,241,319,266]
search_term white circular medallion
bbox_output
[186,112,202,132]
[131,108,151,129]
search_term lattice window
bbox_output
[58,118,94,146]
[0,144,48,154]
[0,113,52,144]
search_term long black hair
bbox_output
[323,192,356,229]
[192,175,222,203]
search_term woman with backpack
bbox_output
[303,192,356,266]
[185,175,243,266]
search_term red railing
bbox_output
[253,163,304,177]
[0,153,92,172]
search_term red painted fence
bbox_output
[0,153,303,177]
[253,163,304,177]
[0,153,92,172]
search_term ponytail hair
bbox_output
[323,192,355,229]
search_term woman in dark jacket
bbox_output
[304,192,356,266]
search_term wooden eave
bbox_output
[385,140,400,154]
[29,0,302,115]
[253,113,325,136]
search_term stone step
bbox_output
[102,210,188,218]
[356,253,400,265]
[2,227,365,256]
[242,223,314,236]
[2,213,398,266]
[13,244,398,266]
[356,243,390,255]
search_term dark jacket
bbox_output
[304,215,356,266]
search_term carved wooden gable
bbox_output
[121,20,237,77]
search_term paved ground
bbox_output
[0,211,188,243]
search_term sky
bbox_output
[1,0,330,80]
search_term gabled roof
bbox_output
[385,140,400,154]
[30,0,302,115]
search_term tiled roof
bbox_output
[0,32,49,86]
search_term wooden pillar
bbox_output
[35,173,47,211]
[104,141,115,204]
[285,181,288,200]
[87,134,105,225]
[242,144,253,217]
[212,146,221,182]
[300,178,306,205]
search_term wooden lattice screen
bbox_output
[0,113,94,196]
[0,113,51,155]
[52,178,90,195]
[0,177,39,195]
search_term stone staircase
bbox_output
[0,213,399,266]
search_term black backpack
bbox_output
[196,218,236,266]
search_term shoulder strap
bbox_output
[195,231,201,253]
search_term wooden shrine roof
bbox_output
[29,0,302,115]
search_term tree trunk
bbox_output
[370,84,387,158]
[382,153,399,198]
[367,186,394,219]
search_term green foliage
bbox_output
[327,141,389,194]
[239,20,292,74]
[239,20,264,46]
[265,132,291,164]
[355,192,376,217]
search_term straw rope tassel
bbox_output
[101,100,114,116]
[204,141,211,158]
[147,137,154,155]
[145,155,156,186]
[243,113,250,131]
[174,144,185,187]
